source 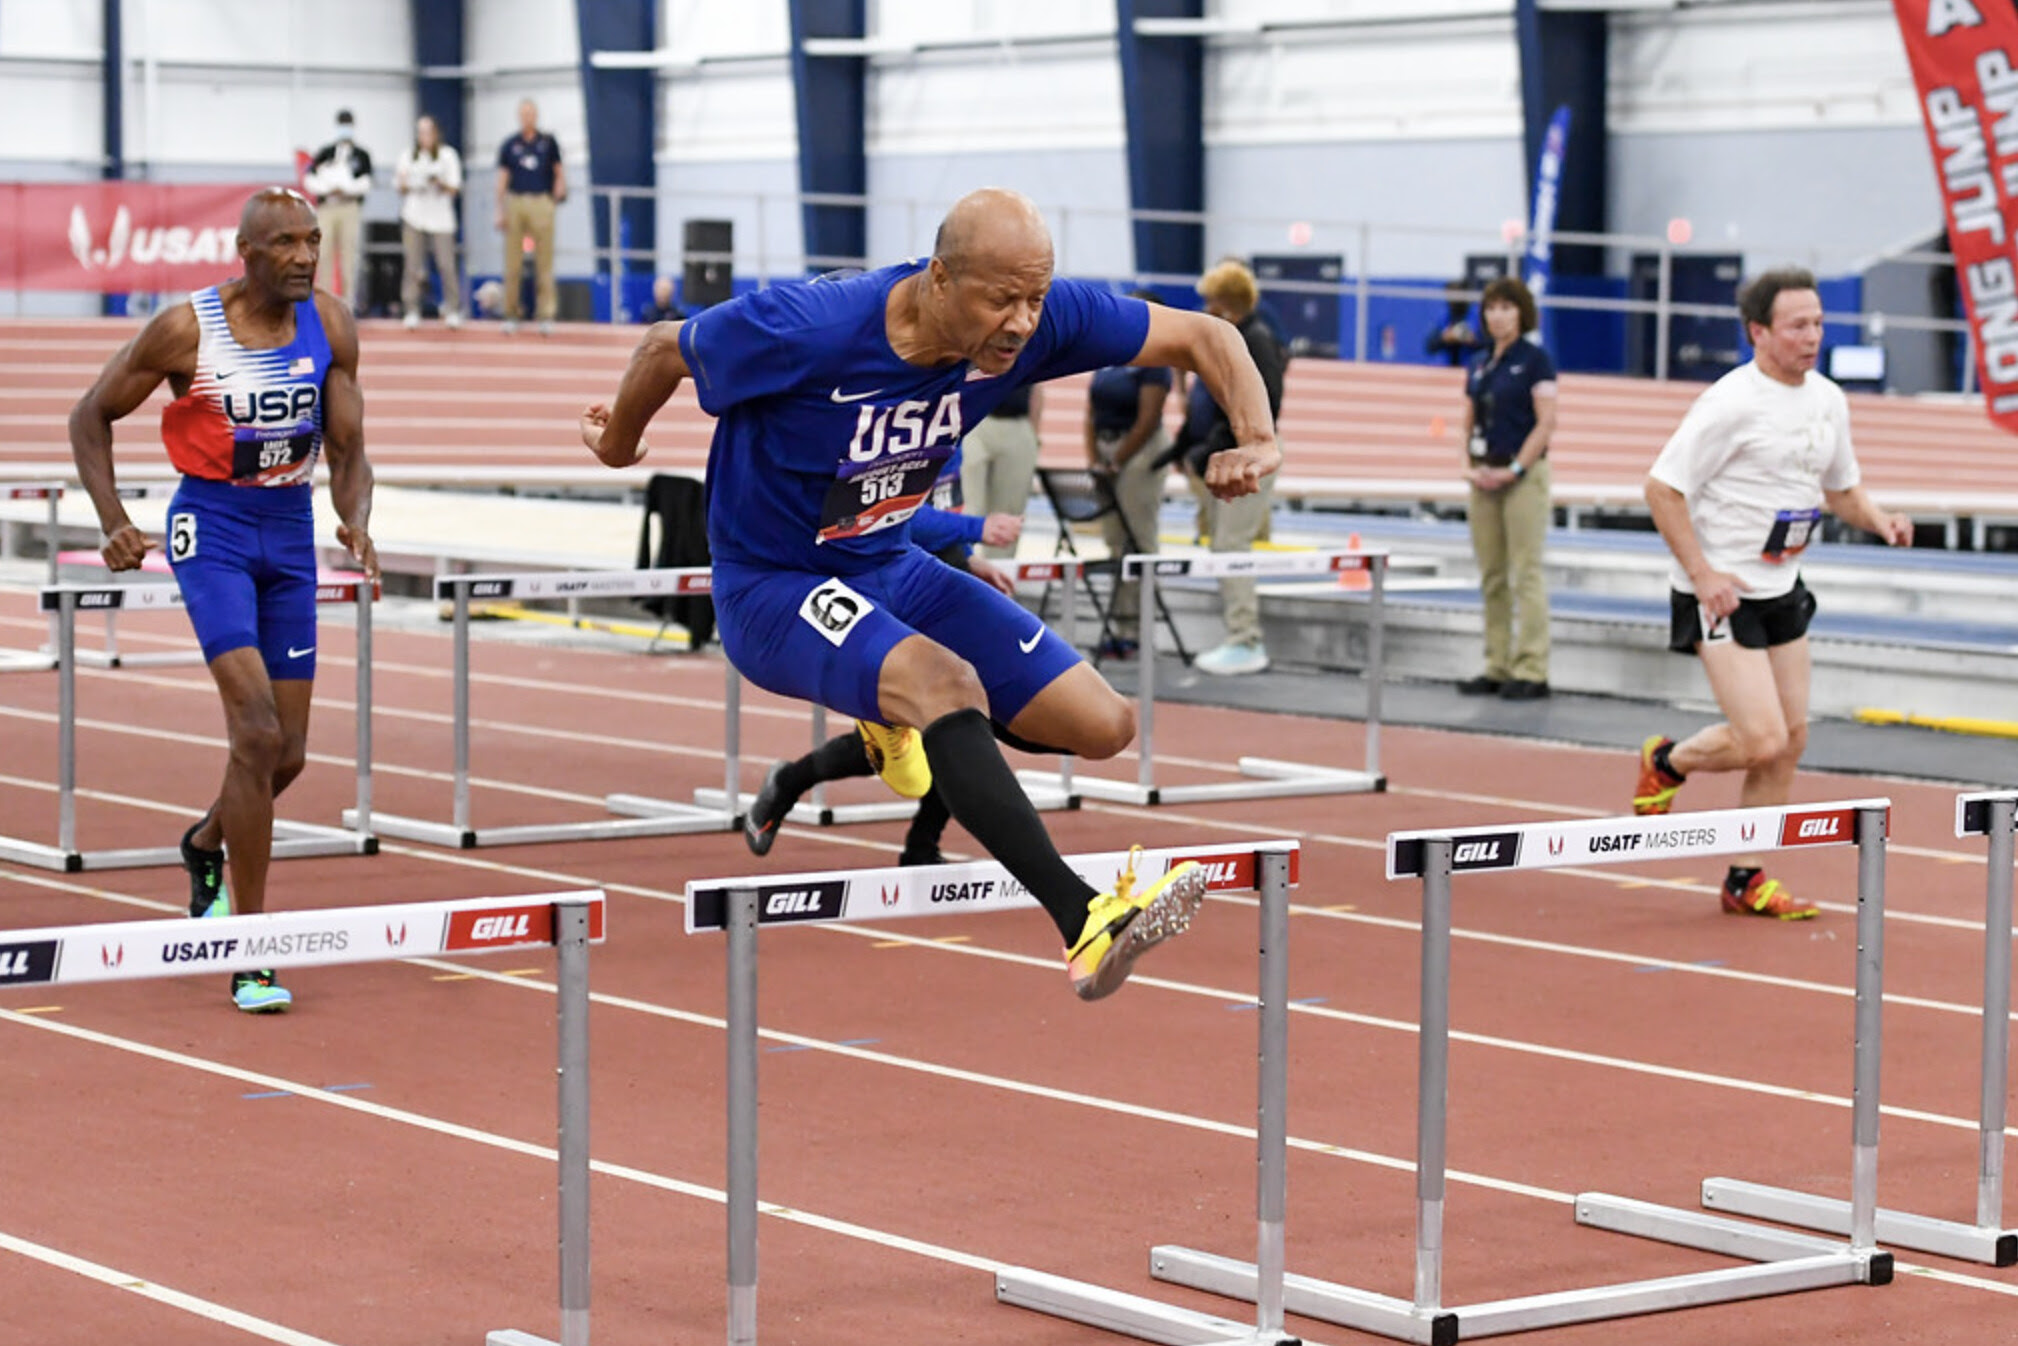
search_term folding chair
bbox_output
[635,473,715,651]
[1033,468,1191,666]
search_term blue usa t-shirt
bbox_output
[679,260,1149,575]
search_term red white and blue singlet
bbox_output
[161,285,331,487]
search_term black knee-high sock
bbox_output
[923,708,1095,943]
[774,732,873,810]
[903,786,951,855]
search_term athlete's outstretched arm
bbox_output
[1129,304,1280,498]
[67,306,196,570]
[318,293,378,579]
[582,320,690,468]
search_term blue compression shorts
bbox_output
[714,546,1080,725]
[165,476,319,680]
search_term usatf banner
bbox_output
[1892,0,2018,430]
[0,182,252,293]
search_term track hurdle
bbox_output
[683,556,1087,828]
[683,840,1301,1346]
[1021,548,1390,806]
[1151,799,1895,1343]
[0,481,187,672]
[0,577,378,872]
[1697,790,2017,1266]
[0,889,603,1346]
[356,565,741,848]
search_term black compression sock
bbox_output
[922,708,1096,943]
[1652,740,1684,783]
[775,731,874,803]
[1725,866,1760,893]
[903,786,952,857]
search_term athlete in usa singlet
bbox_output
[162,285,332,680]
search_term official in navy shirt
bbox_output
[580,188,1281,1004]
[1458,275,1557,701]
[493,99,566,333]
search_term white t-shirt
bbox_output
[395,145,463,235]
[1648,362,1859,599]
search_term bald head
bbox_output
[932,188,1052,277]
[240,187,316,242]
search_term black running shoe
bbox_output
[181,819,228,919]
[742,762,790,858]
[898,845,945,867]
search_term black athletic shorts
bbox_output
[1668,577,1816,654]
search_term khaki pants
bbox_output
[1467,458,1552,682]
[314,198,362,308]
[1096,428,1167,639]
[401,224,462,319]
[1203,467,1276,647]
[502,192,558,322]
[960,413,1040,558]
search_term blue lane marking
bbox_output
[242,1082,375,1100]
[1228,997,1327,1012]
[1633,959,1729,974]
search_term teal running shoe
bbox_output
[231,970,292,1014]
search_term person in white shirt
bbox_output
[304,110,372,310]
[1633,267,1911,919]
[395,115,464,329]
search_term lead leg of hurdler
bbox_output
[870,636,1206,1001]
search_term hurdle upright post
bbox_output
[1414,836,1453,1314]
[1136,558,1159,795]
[1254,848,1291,1338]
[1364,553,1385,779]
[1978,796,2013,1235]
[727,885,760,1346]
[453,582,474,835]
[56,590,78,856]
[352,578,375,839]
[1849,803,1886,1254]
[556,896,594,1346]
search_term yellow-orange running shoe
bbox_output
[857,720,933,800]
[1066,847,1208,1001]
[1633,735,1684,816]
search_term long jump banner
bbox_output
[1,182,250,293]
[1893,1,2018,430]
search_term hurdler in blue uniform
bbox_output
[582,188,1282,1002]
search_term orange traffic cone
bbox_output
[1338,531,1370,590]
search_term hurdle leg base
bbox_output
[0,837,84,871]
[1018,761,1381,808]
[1575,1191,1890,1277]
[997,1266,1298,1346]
[358,802,733,850]
[694,785,1075,825]
[1701,1177,2018,1267]
[1151,1248,1456,1345]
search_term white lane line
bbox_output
[0,1228,347,1345]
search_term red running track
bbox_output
[0,588,2012,1344]
[2,318,2010,500]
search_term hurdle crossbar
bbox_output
[1699,790,2017,1267]
[355,566,740,848]
[683,841,1302,1346]
[0,482,187,672]
[1152,799,1894,1343]
[0,890,604,1346]
[0,578,378,872]
[1020,549,1388,807]
[683,557,1087,828]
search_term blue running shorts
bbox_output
[165,476,319,680]
[714,546,1080,725]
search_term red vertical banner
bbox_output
[1894,1,2018,430]
[0,182,250,293]
[1896,0,2018,429]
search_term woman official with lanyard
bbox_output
[1457,275,1557,701]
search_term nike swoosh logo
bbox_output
[1018,629,1043,654]
[214,370,235,380]
[829,386,885,403]
[287,645,315,659]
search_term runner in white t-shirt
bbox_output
[1632,268,1911,919]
